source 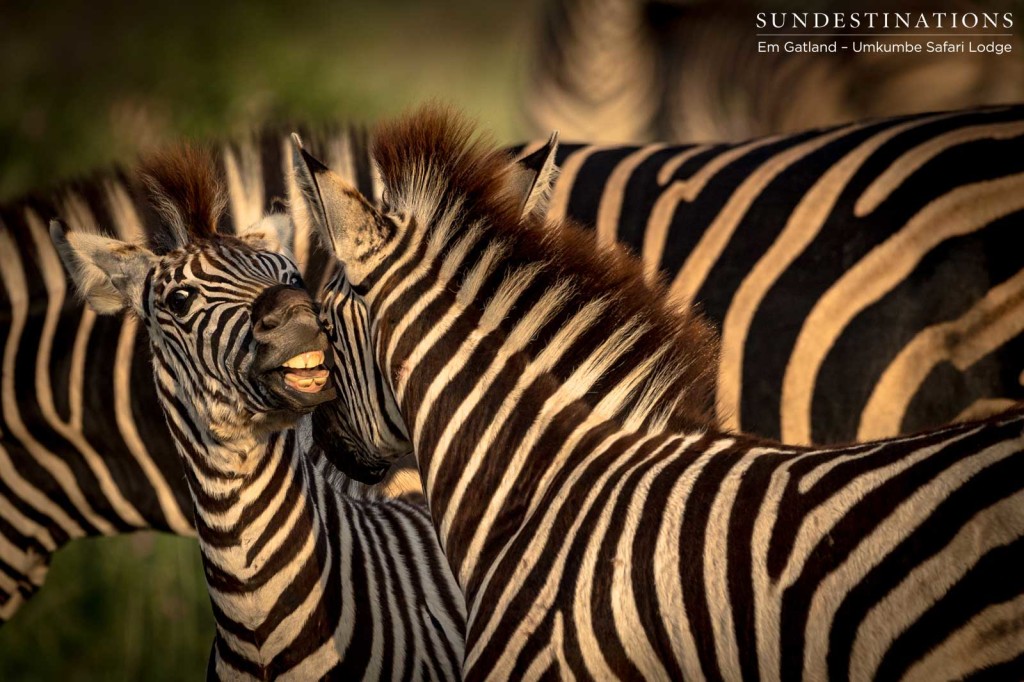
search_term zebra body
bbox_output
[535,105,1024,443]
[297,106,1024,680]
[3,106,1024,624]
[51,148,465,679]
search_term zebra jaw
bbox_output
[280,350,330,393]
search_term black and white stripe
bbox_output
[4,105,1024,626]
[52,157,465,678]
[298,106,1024,679]
[0,126,422,624]
[532,104,1024,444]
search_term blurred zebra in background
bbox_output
[3,104,1023,624]
[525,0,1024,142]
[50,148,465,678]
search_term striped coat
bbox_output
[51,148,465,678]
[3,106,1024,624]
[298,106,1024,680]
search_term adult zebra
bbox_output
[525,0,1024,142]
[531,104,1024,443]
[50,146,465,679]
[3,105,1024,624]
[297,105,1024,680]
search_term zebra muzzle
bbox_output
[252,285,336,407]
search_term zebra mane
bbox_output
[373,106,721,430]
[139,143,227,254]
[374,104,516,227]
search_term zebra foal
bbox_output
[52,146,464,680]
[0,125,429,625]
[296,106,1024,680]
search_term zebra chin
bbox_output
[311,406,391,484]
[259,370,338,414]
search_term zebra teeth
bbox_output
[281,350,325,369]
[283,371,330,393]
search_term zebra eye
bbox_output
[288,272,302,287]
[165,287,197,317]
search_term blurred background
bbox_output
[0,0,534,203]
[2,0,1021,678]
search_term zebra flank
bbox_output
[50,146,465,678]
[538,104,1024,444]
[299,106,1024,680]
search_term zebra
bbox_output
[525,0,1024,142]
[295,105,1024,680]
[0,125,421,624]
[4,105,1024,625]
[50,145,465,679]
[533,104,1024,444]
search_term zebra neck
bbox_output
[375,277,663,586]
[159,391,337,649]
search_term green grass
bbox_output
[0,534,214,680]
[0,0,534,676]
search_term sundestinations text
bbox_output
[756,12,1013,30]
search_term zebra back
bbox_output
[528,104,1024,443]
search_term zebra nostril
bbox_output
[253,284,315,340]
[254,310,285,337]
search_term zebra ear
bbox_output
[236,213,294,255]
[290,133,385,286]
[50,219,156,315]
[510,131,559,221]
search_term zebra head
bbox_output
[291,126,560,483]
[50,146,336,444]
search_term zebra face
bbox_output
[311,273,411,484]
[289,129,561,483]
[51,220,337,438]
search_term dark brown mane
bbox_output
[139,143,227,253]
[373,104,523,228]
[373,106,721,430]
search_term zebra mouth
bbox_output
[278,350,331,394]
